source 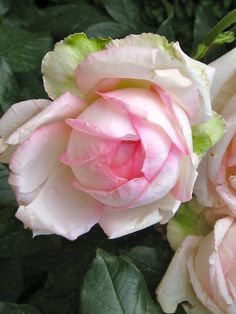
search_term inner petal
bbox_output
[130,116,171,181]
[99,87,188,154]
[79,96,137,138]
[71,154,127,191]
[109,140,144,180]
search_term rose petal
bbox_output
[172,154,198,202]
[0,99,50,163]
[72,155,127,191]
[131,116,171,181]
[77,145,180,209]
[6,92,86,145]
[16,166,102,240]
[194,156,219,207]
[76,47,159,92]
[79,96,137,138]
[74,176,147,208]
[64,119,121,165]
[82,33,213,123]
[157,236,207,313]
[188,254,224,314]
[210,48,236,113]
[99,193,180,239]
[9,122,70,203]
[216,185,236,211]
[0,99,50,139]
[152,69,199,122]
[134,145,181,208]
[99,88,188,154]
[208,123,236,186]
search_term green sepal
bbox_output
[42,33,111,100]
[192,111,225,159]
[167,197,211,251]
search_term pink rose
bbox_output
[157,216,236,314]
[0,33,213,240]
[195,48,236,220]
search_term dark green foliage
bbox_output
[0,1,235,313]
[81,249,162,314]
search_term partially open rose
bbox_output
[195,48,236,221]
[0,33,214,240]
[157,216,236,314]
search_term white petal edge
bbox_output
[210,48,236,113]
[157,235,210,313]
[108,33,214,124]
[99,193,180,239]
[16,166,102,240]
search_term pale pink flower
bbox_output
[0,34,213,240]
[157,216,236,314]
[195,48,236,221]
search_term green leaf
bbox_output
[81,249,160,314]
[15,71,47,100]
[121,245,173,294]
[0,302,40,314]
[0,58,21,115]
[0,0,13,15]
[0,259,23,302]
[0,232,61,258]
[0,211,61,258]
[204,8,236,46]
[85,21,129,38]
[213,30,235,44]
[192,112,226,159]
[193,5,217,48]
[192,43,209,60]
[42,32,111,100]
[158,0,175,41]
[29,3,110,39]
[0,164,17,206]
[167,197,211,251]
[2,1,43,28]
[99,0,141,28]
[0,24,52,72]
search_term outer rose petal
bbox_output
[99,193,180,239]
[76,46,159,92]
[76,42,213,124]
[194,155,218,208]
[9,122,71,204]
[152,69,199,121]
[16,166,102,240]
[210,48,236,113]
[187,256,224,314]
[194,104,236,208]
[188,218,236,314]
[157,236,211,314]
[0,99,50,139]
[108,33,214,124]
[171,154,198,202]
[6,92,86,146]
[0,99,50,163]
[42,33,110,99]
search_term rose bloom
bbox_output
[157,216,236,314]
[0,33,213,240]
[195,48,236,222]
